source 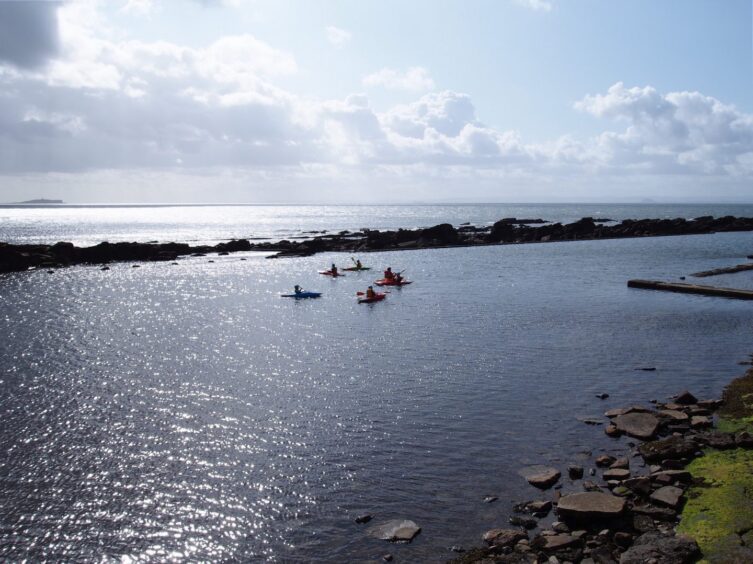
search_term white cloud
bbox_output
[513,0,553,12]
[121,0,155,16]
[0,0,750,202]
[362,67,435,92]
[326,25,351,47]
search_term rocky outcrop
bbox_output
[619,532,700,563]
[556,492,626,525]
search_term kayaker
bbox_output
[355,259,363,269]
[331,263,338,276]
[394,272,403,284]
[366,285,376,299]
[384,267,394,280]
[294,285,303,295]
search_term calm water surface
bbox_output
[1,229,753,562]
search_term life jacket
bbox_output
[384,270,393,279]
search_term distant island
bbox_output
[16,199,64,204]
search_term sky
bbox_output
[0,0,751,203]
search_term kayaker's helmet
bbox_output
[368,285,373,290]
[294,285,301,292]
[386,267,392,272]
[331,263,336,269]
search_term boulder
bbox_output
[697,431,736,449]
[603,469,630,481]
[367,519,421,542]
[595,455,616,467]
[658,409,690,422]
[624,477,652,496]
[526,468,561,489]
[532,533,581,551]
[609,457,629,469]
[674,391,698,405]
[619,532,700,563]
[650,486,684,509]
[613,412,659,439]
[568,465,584,479]
[638,436,697,462]
[556,492,626,526]
[690,415,712,428]
[483,528,528,548]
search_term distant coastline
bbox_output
[14,198,64,205]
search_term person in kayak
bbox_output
[366,285,376,299]
[294,285,303,295]
[394,272,403,284]
[331,263,338,276]
[355,259,363,269]
[384,267,394,280]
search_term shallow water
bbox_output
[3,202,753,246]
[1,231,753,562]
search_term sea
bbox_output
[1,203,753,562]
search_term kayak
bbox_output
[374,278,412,287]
[281,291,322,299]
[319,270,345,277]
[342,266,371,271]
[358,292,386,304]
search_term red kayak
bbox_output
[319,270,345,277]
[358,292,386,304]
[374,278,412,287]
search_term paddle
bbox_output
[356,291,390,295]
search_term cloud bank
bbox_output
[0,1,750,202]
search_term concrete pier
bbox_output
[627,279,753,300]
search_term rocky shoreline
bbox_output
[3,215,753,274]
[437,367,753,564]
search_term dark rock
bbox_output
[619,532,700,563]
[605,424,621,437]
[596,393,609,400]
[527,500,552,515]
[603,469,630,481]
[658,409,689,422]
[613,412,660,439]
[355,514,372,524]
[609,457,629,470]
[382,554,393,562]
[624,477,652,496]
[638,436,697,463]
[483,495,499,503]
[532,533,580,552]
[635,367,656,371]
[614,532,633,548]
[735,431,753,447]
[631,504,678,522]
[509,516,537,530]
[595,455,616,467]
[690,415,712,428]
[696,431,736,449]
[674,391,698,405]
[568,465,585,480]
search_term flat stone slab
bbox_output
[368,519,421,542]
[603,468,631,481]
[536,533,580,551]
[613,412,659,439]
[650,485,684,509]
[556,492,626,525]
[525,467,561,489]
[658,409,689,422]
[483,528,528,548]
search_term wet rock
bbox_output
[596,393,609,400]
[595,455,616,467]
[635,367,657,371]
[674,391,698,405]
[528,500,553,515]
[483,528,529,548]
[509,516,538,529]
[367,519,421,542]
[651,470,691,483]
[582,481,602,492]
[355,514,372,524]
[613,412,660,440]
[100,266,110,271]
[619,532,700,564]
[633,514,657,533]
[605,424,621,437]
[551,521,570,533]
[382,554,393,562]
[556,492,626,526]
[624,477,652,496]
[568,465,584,480]
[450,545,465,553]
[609,457,629,470]
[638,436,697,463]
[580,418,604,425]
[650,486,684,509]
[631,504,678,522]
[526,468,561,489]
[614,531,633,548]
[603,469,630,481]
[483,495,499,503]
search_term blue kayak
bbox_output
[281,291,322,299]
